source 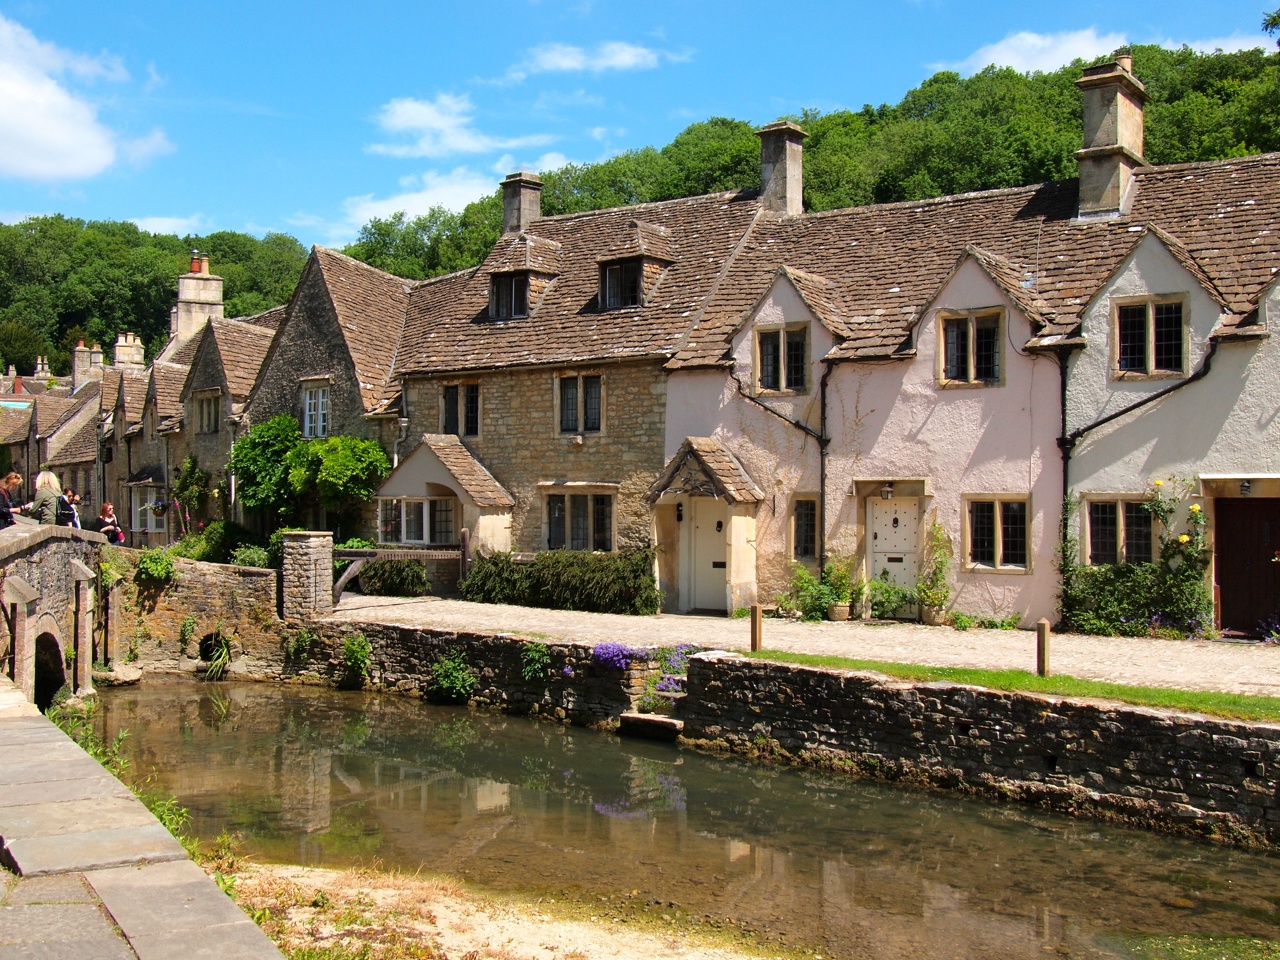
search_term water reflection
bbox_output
[98,681,1280,960]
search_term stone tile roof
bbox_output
[312,246,414,410]
[118,373,149,427]
[150,362,189,422]
[169,326,206,366]
[420,434,514,507]
[648,436,764,504]
[0,406,31,445]
[488,233,563,275]
[47,417,97,466]
[395,191,762,375]
[100,370,122,416]
[206,318,278,400]
[669,152,1280,367]
[242,305,286,330]
[33,397,82,438]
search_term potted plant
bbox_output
[823,555,857,621]
[148,500,169,518]
[916,514,952,626]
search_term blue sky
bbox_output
[0,1,1273,249]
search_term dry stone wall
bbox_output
[682,653,1280,846]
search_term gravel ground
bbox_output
[328,595,1280,697]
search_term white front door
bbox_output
[870,497,919,596]
[691,498,729,611]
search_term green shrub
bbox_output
[788,564,834,621]
[169,521,259,564]
[265,527,304,569]
[520,641,552,681]
[230,544,270,568]
[341,633,372,686]
[430,647,478,702]
[204,625,233,681]
[134,548,176,586]
[868,571,916,619]
[460,548,661,615]
[179,615,197,648]
[949,611,976,631]
[358,559,431,597]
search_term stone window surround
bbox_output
[191,388,222,434]
[754,323,809,395]
[1110,293,1189,380]
[300,378,331,438]
[1082,494,1156,566]
[935,306,1005,388]
[538,480,619,552]
[440,381,481,438]
[962,493,1031,574]
[554,370,606,438]
[791,494,819,562]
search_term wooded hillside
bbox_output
[1,43,1276,376]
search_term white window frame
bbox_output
[378,497,458,546]
[963,494,1030,573]
[1082,497,1156,566]
[302,382,330,438]
[130,487,167,534]
[754,325,809,394]
[937,308,1004,387]
[1112,295,1188,379]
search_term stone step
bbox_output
[618,712,684,743]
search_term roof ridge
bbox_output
[313,245,419,285]
[1136,150,1280,178]
[670,206,766,358]
[527,188,756,225]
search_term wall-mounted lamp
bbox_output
[880,482,895,500]
[1241,480,1253,497]
[676,503,683,522]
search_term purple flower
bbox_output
[592,642,640,670]
[562,666,573,677]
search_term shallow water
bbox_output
[98,681,1280,960]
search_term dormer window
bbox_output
[939,309,1002,386]
[1114,296,1185,377]
[491,272,528,319]
[602,260,642,309]
[757,326,807,392]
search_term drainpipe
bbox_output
[1056,338,1220,542]
[393,417,410,468]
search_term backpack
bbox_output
[56,496,75,527]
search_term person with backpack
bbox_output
[31,471,62,526]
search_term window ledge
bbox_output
[1111,370,1185,382]
[936,378,1001,390]
[963,564,1031,576]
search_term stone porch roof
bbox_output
[379,433,514,508]
[648,437,764,504]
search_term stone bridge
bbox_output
[0,522,103,709]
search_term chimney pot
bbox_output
[200,255,210,274]
[756,121,808,217]
[501,172,543,234]
[1116,54,1133,73]
[190,251,201,273]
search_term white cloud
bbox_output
[504,40,686,83]
[307,167,497,246]
[492,153,517,174]
[534,151,569,171]
[368,92,553,159]
[131,214,206,236]
[0,14,170,181]
[953,28,1127,74]
[589,126,609,141]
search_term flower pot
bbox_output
[827,601,851,622]
[920,605,948,626]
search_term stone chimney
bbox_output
[501,172,543,234]
[757,121,808,218]
[89,342,103,371]
[34,356,48,377]
[169,251,224,349]
[72,341,90,390]
[114,332,146,370]
[1075,56,1148,219]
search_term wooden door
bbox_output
[692,498,729,611]
[1215,498,1280,634]
[870,497,919,600]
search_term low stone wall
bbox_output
[107,549,285,675]
[286,620,654,725]
[682,652,1280,846]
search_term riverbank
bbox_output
[220,861,795,960]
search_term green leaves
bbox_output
[283,435,391,513]
[228,415,301,515]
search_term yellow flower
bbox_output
[1178,534,1191,543]
[1153,479,1164,487]
[1189,503,1202,514]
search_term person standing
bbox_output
[92,502,124,544]
[31,471,61,526]
[0,472,23,530]
[60,488,81,528]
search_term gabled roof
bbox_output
[242,304,286,330]
[595,219,678,264]
[487,232,563,275]
[33,396,83,439]
[169,325,206,366]
[149,362,189,422]
[47,416,98,467]
[311,246,414,411]
[117,372,149,427]
[647,437,764,504]
[669,152,1280,368]
[187,317,277,402]
[395,190,761,376]
[0,406,31,446]
[917,245,1057,336]
[379,433,514,508]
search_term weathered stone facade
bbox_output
[402,358,667,552]
[281,531,333,621]
[105,547,283,675]
[682,653,1280,846]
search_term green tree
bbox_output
[1265,8,1280,45]
[284,435,391,515]
[227,415,302,517]
[0,321,48,374]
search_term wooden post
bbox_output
[750,603,763,652]
[1036,618,1051,677]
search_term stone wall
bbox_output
[287,620,655,725]
[107,548,285,675]
[682,653,1280,845]
[402,359,667,553]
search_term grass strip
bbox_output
[743,650,1280,723]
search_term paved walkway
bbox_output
[330,595,1280,697]
[0,680,283,959]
